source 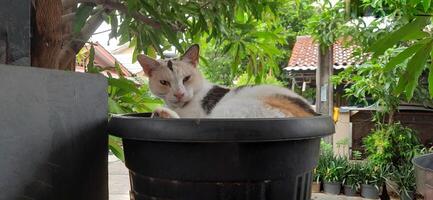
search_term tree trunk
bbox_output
[32,0,76,70]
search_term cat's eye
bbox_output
[183,75,191,83]
[160,80,170,86]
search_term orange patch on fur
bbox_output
[263,96,315,117]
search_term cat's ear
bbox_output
[181,44,199,67]
[137,55,160,76]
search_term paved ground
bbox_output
[108,155,377,200]
[108,155,130,200]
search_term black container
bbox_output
[343,185,358,196]
[323,182,342,195]
[361,184,380,199]
[108,113,334,200]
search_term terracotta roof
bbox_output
[285,36,360,71]
[75,42,132,77]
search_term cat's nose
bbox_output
[174,92,185,100]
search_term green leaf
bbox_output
[108,97,126,114]
[108,77,140,93]
[231,43,241,75]
[396,41,433,100]
[384,43,423,71]
[109,14,118,39]
[429,51,433,98]
[370,16,430,58]
[235,6,246,22]
[86,45,102,73]
[126,0,139,12]
[423,0,431,12]
[108,135,124,162]
[402,30,430,41]
[73,4,94,34]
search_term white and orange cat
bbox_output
[137,44,317,118]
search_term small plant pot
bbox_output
[399,191,414,200]
[343,185,358,196]
[385,179,399,197]
[311,182,321,193]
[323,182,341,195]
[361,184,380,199]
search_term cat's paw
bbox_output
[151,107,180,118]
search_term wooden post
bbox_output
[316,44,334,143]
[0,0,31,65]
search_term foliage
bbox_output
[235,72,285,87]
[83,44,163,162]
[198,47,234,86]
[317,140,348,184]
[315,140,334,183]
[343,161,363,190]
[363,123,422,168]
[361,161,388,187]
[307,0,346,48]
[107,75,162,162]
[322,156,348,183]
[197,0,316,85]
[348,0,433,99]
[331,62,402,122]
[389,163,416,196]
[72,0,301,83]
[300,88,316,102]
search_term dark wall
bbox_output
[0,0,31,65]
[0,65,108,200]
[351,110,433,154]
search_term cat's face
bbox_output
[137,45,203,108]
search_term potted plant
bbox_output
[361,162,386,199]
[312,168,321,193]
[312,140,334,193]
[391,164,416,200]
[322,156,347,195]
[343,161,362,196]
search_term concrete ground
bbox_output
[108,155,130,200]
[108,155,380,200]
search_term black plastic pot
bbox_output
[361,184,380,199]
[108,113,334,200]
[343,185,358,196]
[323,182,341,195]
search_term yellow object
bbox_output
[333,107,339,123]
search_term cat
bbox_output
[137,44,317,118]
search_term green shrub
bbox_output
[363,123,422,167]
[343,161,363,190]
[322,156,348,183]
[235,73,285,87]
[315,140,334,182]
[361,161,388,188]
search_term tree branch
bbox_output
[56,9,105,69]
[71,9,105,53]
[103,1,162,29]
[75,0,181,30]
[62,0,78,10]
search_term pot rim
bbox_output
[413,153,433,173]
[108,113,335,142]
